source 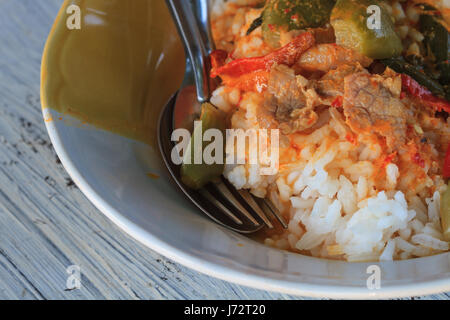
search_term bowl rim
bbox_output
[40,2,450,299]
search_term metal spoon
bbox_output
[158,0,287,233]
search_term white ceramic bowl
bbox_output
[41,0,450,299]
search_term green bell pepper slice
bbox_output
[180,103,227,190]
[261,0,335,47]
[419,13,449,64]
[330,0,403,59]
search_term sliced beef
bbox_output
[265,65,307,121]
[279,108,319,135]
[343,71,408,150]
[315,63,367,102]
[264,64,319,134]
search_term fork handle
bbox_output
[165,0,211,103]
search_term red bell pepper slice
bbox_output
[210,50,228,70]
[401,74,450,113]
[444,144,450,178]
[221,70,270,92]
[211,32,315,79]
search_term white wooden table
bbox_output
[0,0,448,300]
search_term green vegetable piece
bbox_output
[419,14,450,63]
[262,0,335,47]
[438,61,450,85]
[414,3,438,12]
[330,0,403,59]
[180,103,227,190]
[247,14,263,36]
[382,57,447,99]
[440,183,450,241]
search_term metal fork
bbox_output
[159,0,287,233]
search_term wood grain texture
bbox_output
[0,0,448,300]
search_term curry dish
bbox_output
[180,0,450,261]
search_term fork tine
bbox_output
[237,189,274,229]
[262,199,288,229]
[199,189,243,225]
[214,182,260,226]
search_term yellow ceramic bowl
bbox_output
[42,0,185,144]
[41,0,450,298]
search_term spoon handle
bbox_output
[195,0,215,53]
[166,0,211,103]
